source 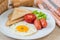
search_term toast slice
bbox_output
[6,17,24,26]
[8,13,12,20]
[12,0,34,7]
[6,13,24,26]
[10,8,32,21]
[6,8,32,26]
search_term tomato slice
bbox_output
[24,14,36,23]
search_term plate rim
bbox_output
[0,7,56,39]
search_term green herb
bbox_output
[33,10,47,19]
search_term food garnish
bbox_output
[33,10,47,19]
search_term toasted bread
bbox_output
[11,8,32,21]
[6,17,24,26]
[8,13,12,20]
[6,8,32,26]
[12,0,34,7]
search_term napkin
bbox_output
[36,0,60,27]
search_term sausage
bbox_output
[34,19,42,30]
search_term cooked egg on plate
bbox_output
[9,21,37,36]
[0,7,55,39]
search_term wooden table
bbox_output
[0,25,60,40]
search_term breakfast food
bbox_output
[11,0,34,7]
[6,8,47,36]
[6,17,24,26]
[40,18,47,28]
[6,8,32,26]
[33,10,47,19]
[10,21,37,36]
[34,19,42,30]
[0,0,4,3]
[0,0,8,14]
[8,13,12,20]
[24,14,36,23]
[24,10,47,30]
[11,8,32,21]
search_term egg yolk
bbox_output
[16,25,29,32]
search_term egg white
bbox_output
[9,21,37,36]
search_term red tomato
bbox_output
[34,19,42,30]
[40,18,47,28]
[24,14,36,23]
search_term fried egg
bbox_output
[10,21,37,36]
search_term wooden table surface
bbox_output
[0,25,60,40]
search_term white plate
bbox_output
[0,7,55,39]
